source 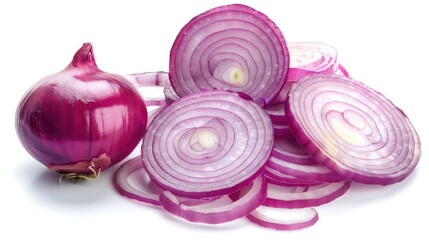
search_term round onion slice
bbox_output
[113,156,162,206]
[169,4,289,107]
[286,74,421,185]
[142,90,273,198]
[263,181,351,208]
[247,206,318,231]
[159,175,267,224]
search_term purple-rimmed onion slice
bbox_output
[142,90,273,198]
[263,181,351,208]
[286,74,421,185]
[169,4,289,107]
[113,156,162,206]
[159,175,267,224]
[247,206,319,231]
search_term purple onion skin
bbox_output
[16,43,148,173]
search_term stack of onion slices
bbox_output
[113,3,420,232]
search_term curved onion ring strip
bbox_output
[159,175,267,224]
[247,206,319,231]
[113,156,162,206]
[263,181,351,208]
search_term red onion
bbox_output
[142,90,273,198]
[169,4,289,107]
[16,43,147,179]
[286,74,421,185]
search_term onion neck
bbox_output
[66,42,101,74]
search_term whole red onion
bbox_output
[16,43,147,179]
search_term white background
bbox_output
[1,0,428,239]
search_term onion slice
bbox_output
[286,74,421,185]
[263,181,351,208]
[247,206,319,231]
[142,90,273,198]
[169,4,289,107]
[113,156,162,206]
[159,175,267,224]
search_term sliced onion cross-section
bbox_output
[169,4,289,107]
[142,90,273,198]
[286,74,421,185]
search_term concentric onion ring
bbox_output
[169,4,289,107]
[142,90,273,198]
[286,74,421,185]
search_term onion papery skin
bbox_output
[159,175,267,224]
[169,4,289,107]
[285,74,421,185]
[142,90,273,198]
[16,43,148,174]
